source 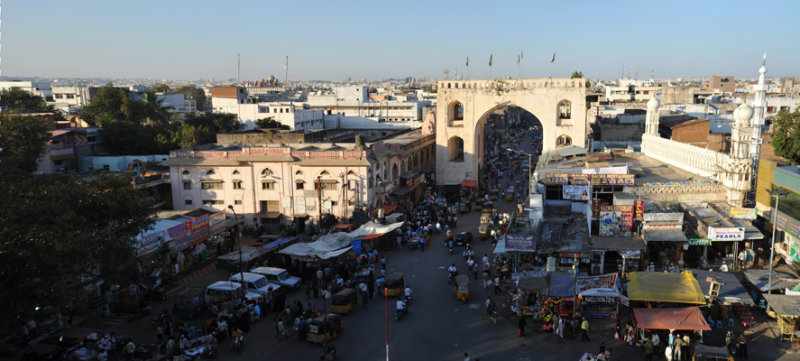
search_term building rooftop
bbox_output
[540,151,712,184]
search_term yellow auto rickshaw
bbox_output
[489,190,499,201]
[478,223,491,240]
[482,202,494,214]
[331,288,357,315]
[474,202,484,211]
[480,214,492,224]
[458,201,471,214]
[454,274,470,302]
[385,273,405,297]
[306,314,343,343]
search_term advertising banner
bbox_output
[592,199,601,218]
[643,213,684,224]
[791,221,800,239]
[545,173,570,185]
[577,273,619,293]
[688,238,711,246]
[590,174,635,186]
[295,196,306,215]
[136,230,165,256]
[209,211,226,233]
[505,235,536,252]
[776,212,789,232]
[169,214,213,251]
[707,227,745,241]
[563,185,590,200]
[634,200,644,220]
[599,205,634,237]
[729,207,757,220]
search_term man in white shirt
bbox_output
[720,261,729,272]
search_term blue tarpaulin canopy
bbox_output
[263,236,297,250]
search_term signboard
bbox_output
[295,196,306,214]
[590,174,635,186]
[592,199,601,218]
[707,227,744,241]
[209,211,226,233]
[689,238,712,246]
[563,185,590,200]
[599,205,634,237]
[634,200,644,220]
[642,223,681,230]
[283,196,292,210]
[584,296,618,304]
[776,212,789,232]
[786,233,800,263]
[643,213,684,224]
[323,200,332,213]
[729,207,757,220]
[136,230,165,256]
[545,173,570,185]
[571,174,590,185]
[169,214,213,251]
[577,273,618,293]
[621,295,630,307]
[404,177,415,188]
[504,235,536,252]
[791,221,800,239]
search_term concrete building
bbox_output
[668,118,730,153]
[211,88,324,131]
[707,76,736,93]
[603,78,659,103]
[161,130,435,230]
[435,78,588,186]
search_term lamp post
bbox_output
[384,288,390,361]
[227,205,245,286]
[768,188,789,295]
[506,148,533,196]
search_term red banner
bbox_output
[634,200,644,220]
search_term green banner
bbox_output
[688,238,711,246]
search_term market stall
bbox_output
[626,271,706,305]
[633,307,711,331]
[690,269,754,305]
[577,273,622,319]
[514,273,578,328]
[762,294,800,341]
[278,232,353,260]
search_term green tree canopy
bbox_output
[81,84,145,126]
[571,71,584,79]
[0,88,52,113]
[0,115,50,176]
[256,117,290,130]
[148,83,171,93]
[771,109,800,164]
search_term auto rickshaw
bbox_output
[407,237,421,250]
[454,274,470,302]
[480,214,493,224]
[458,201,471,214]
[482,202,494,214]
[306,314,343,343]
[385,273,405,297]
[474,201,483,211]
[331,288,357,315]
[478,223,491,240]
[489,189,499,201]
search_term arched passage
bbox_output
[473,104,543,174]
[448,136,464,162]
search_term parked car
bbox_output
[228,272,283,295]
[250,267,302,288]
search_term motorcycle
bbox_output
[320,343,337,361]
[151,311,169,329]
[231,335,244,354]
[725,331,737,356]
[394,307,408,321]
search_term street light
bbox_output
[768,188,790,294]
[227,205,245,288]
[506,148,533,196]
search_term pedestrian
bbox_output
[420,237,425,253]
[580,318,590,343]
[644,338,654,361]
[664,345,673,361]
[672,334,683,361]
[558,316,565,342]
[739,332,748,359]
[463,352,470,361]
[482,270,490,288]
[124,338,136,361]
[494,276,501,295]
[518,316,527,338]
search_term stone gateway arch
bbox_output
[435,78,588,185]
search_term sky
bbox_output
[4,0,799,81]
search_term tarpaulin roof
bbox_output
[763,294,800,316]
[383,205,397,215]
[347,221,404,239]
[219,247,269,263]
[743,269,799,292]
[263,237,297,250]
[690,269,754,305]
[627,271,706,304]
[278,233,353,259]
[642,228,688,242]
[461,180,477,187]
[634,307,711,331]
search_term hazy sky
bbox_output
[5,0,799,81]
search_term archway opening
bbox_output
[448,136,465,162]
[475,105,543,190]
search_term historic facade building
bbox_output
[434,78,588,185]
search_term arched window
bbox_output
[295,170,303,175]
[558,100,572,119]
[261,168,274,177]
[232,170,240,177]
[182,170,190,180]
[206,170,216,176]
[401,160,406,174]
[320,170,331,177]
[383,162,388,179]
[448,136,465,162]
[449,101,464,122]
[557,135,572,147]
[413,154,419,169]
[392,164,399,182]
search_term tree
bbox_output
[149,83,171,93]
[571,71,584,79]
[0,115,50,176]
[256,117,290,130]
[0,88,52,113]
[771,109,800,164]
[174,85,207,111]
[81,84,145,126]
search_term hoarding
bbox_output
[688,238,711,246]
[707,227,744,241]
[599,205,634,237]
[563,185,590,200]
[729,207,757,220]
[643,213,684,224]
[544,173,570,185]
[590,174,635,186]
[634,200,644,220]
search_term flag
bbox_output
[516,55,521,67]
[489,55,493,67]
[466,57,469,66]
[551,53,556,63]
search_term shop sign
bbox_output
[729,207,757,220]
[590,174,635,186]
[618,249,641,258]
[136,230,165,256]
[563,185,589,200]
[642,223,682,230]
[787,233,800,263]
[584,296,617,304]
[209,211,226,233]
[169,214,212,251]
[688,238,711,246]
[323,200,332,213]
[791,221,800,240]
[643,213,684,224]
[634,200,644,220]
[776,212,789,232]
[707,227,744,241]
[621,295,630,307]
[505,235,535,251]
[545,173,570,185]
[577,273,618,293]
[592,199,601,218]
[295,196,306,214]
[405,177,415,188]
[571,174,590,185]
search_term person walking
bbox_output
[672,334,683,361]
[644,338,654,361]
[558,316,566,342]
[739,332,748,359]
[494,276,501,295]
[518,316,527,339]
[580,318,591,343]
[420,237,425,253]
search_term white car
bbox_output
[250,267,302,288]
[228,272,282,295]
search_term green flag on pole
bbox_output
[489,55,493,67]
